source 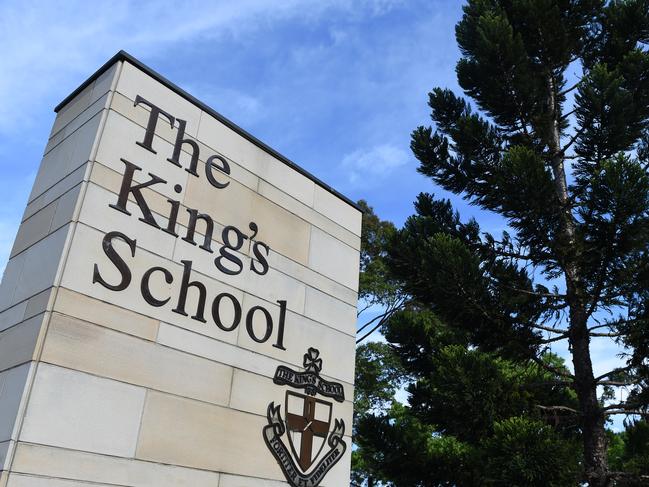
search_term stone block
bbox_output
[116,61,201,137]
[304,286,357,337]
[78,182,177,260]
[308,225,360,291]
[53,287,158,341]
[50,83,94,138]
[29,111,101,203]
[46,93,110,156]
[1,54,359,487]
[258,180,360,251]
[40,313,232,405]
[0,363,31,441]
[94,109,190,203]
[313,185,362,236]
[238,295,356,384]
[136,391,282,480]
[22,289,53,324]
[22,166,85,222]
[196,110,264,176]
[0,315,44,373]
[155,322,355,401]
[20,364,146,457]
[11,443,221,486]
[10,202,57,259]
[0,441,8,471]
[12,225,69,307]
[257,152,315,208]
[219,474,289,487]
[7,474,113,487]
[0,256,25,313]
[0,304,27,335]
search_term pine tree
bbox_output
[379,1,649,485]
[353,205,581,486]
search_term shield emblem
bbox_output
[285,390,332,471]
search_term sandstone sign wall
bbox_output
[0,51,361,487]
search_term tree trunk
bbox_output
[546,73,609,486]
[569,301,610,487]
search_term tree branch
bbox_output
[593,366,633,383]
[588,323,616,332]
[604,410,648,416]
[535,405,579,414]
[540,334,569,344]
[558,80,582,97]
[530,323,569,334]
[603,401,644,412]
[530,354,575,379]
[560,107,578,121]
[589,331,623,338]
[357,302,374,317]
[597,380,634,387]
[356,298,407,344]
[357,297,407,334]
[559,124,588,155]
[493,249,534,260]
[591,317,644,331]
[357,312,385,334]
[503,286,566,299]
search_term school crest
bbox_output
[263,348,347,487]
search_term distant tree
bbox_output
[352,341,407,487]
[353,306,582,486]
[355,1,649,485]
[356,200,407,343]
[608,420,649,485]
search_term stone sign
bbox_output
[0,51,361,487]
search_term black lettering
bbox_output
[205,154,230,189]
[92,231,136,291]
[167,119,200,175]
[246,306,273,343]
[273,299,287,350]
[140,266,173,307]
[183,209,214,252]
[163,197,181,237]
[172,260,207,323]
[214,226,245,275]
[251,241,270,275]
[109,158,166,229]
[211,292,242,332]
[134,95,175,154]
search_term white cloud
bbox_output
[340,143,411,186]
[0,0,403,135]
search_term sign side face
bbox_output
[0,62,121,486]
[3,58,360,487]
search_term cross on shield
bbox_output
[285,390,332,471]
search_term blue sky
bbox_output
[0,0,486,265]
[0,0,628,424]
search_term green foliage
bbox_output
[356,200,407,343]
[388,195,544,360]
[355,403,480,486]
[354,342,406,417]
[358,200,400,308]
[354,0,649,484]
[613,421,649,475]
[353,305,580,485]
[481,416,582,486]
